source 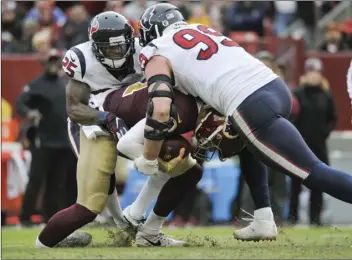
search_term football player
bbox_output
[133,3,352,240]
[36,11,143,248]
[193,109,278,241]
[103,82,203,246]
[70,81,203,247]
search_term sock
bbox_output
[38,203,96,247]
[304,162,352,203]
[35,236,49,248]
[129,173,170,220]
[154,165,203,217]
[140,210,165,235]
[106,189,125,226]
[239,149,271,210]
[254,207,274,220]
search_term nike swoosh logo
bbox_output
[142,236,161,246]
[70,54,76,62]
[177,113,182,124]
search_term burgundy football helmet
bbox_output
[193,109,246,161]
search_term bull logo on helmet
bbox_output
[89,17,99,38]
[140,5,156,31]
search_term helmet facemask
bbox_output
[92,36,135,70]
[193,112,243,162]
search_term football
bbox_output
[159,135,193,162]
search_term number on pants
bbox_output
[173,25,239,60]
[62,56,78,78]
[122,82,148,97]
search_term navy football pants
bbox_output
[231,78,352,203]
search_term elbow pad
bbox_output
[145,74,177,140]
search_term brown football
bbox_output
[159,135,192,162]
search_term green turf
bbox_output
[2,226,352,259]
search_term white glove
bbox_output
[133,155,159,176]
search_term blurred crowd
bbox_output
[1,0,350,227]
[2,0,352,55]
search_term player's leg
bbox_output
[69,121,127,227]
[118,119,169,226]
[136,156,202,247]
[36,129,119,248]
[231,78,352,204]
[234,148,277,241]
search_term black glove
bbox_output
[97,112,128,140]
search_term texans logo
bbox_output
[140,6,155,31]
[89,18,99,37]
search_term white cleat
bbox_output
[55,231,92,248]
[122,206,146,229]
[234,207,278,242]
[136,231,185,247]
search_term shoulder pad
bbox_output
[62,47,86,82]
[139,42,159,71]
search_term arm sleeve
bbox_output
[117,118,146,160]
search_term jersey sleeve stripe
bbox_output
[71,47,86,78]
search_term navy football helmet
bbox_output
[89,11,135,70]
[139,3,185,47]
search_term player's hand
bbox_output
[133,155,159,176]
[99,112,128,140]
[158,148,186,173]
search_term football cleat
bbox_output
[122,206,146,229]
[55,231,92,248]
[136,231,185,247]
[233,207,278,242]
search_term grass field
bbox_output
[2,226,352,259]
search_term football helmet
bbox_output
[193,109,246,161]
[139,3,186,47]
[89,11,135,70]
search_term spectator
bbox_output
[225,1,267,37]
[204,0,224,32]
[24,1,67,45]
[289,58,337,226]
[1,1,23,53]
[273,1,297,36]
[15,49,77,226]
[320,23,350,53]
[61,5,90,49]
[32,28,53,56]
[187,4,211,27]
[124,0,157,21]
[17,19,39,53]
[169,0,191,21]
[105,1,125,14]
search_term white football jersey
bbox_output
[62,38,144,92]
[139,23,278,116]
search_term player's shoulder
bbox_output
[134,37,142,55]
[62,41,92,82]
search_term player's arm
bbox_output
[66,78,104,125]
[66,79,128,139]
[143,55,175,160]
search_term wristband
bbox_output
[96,111,109,125]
